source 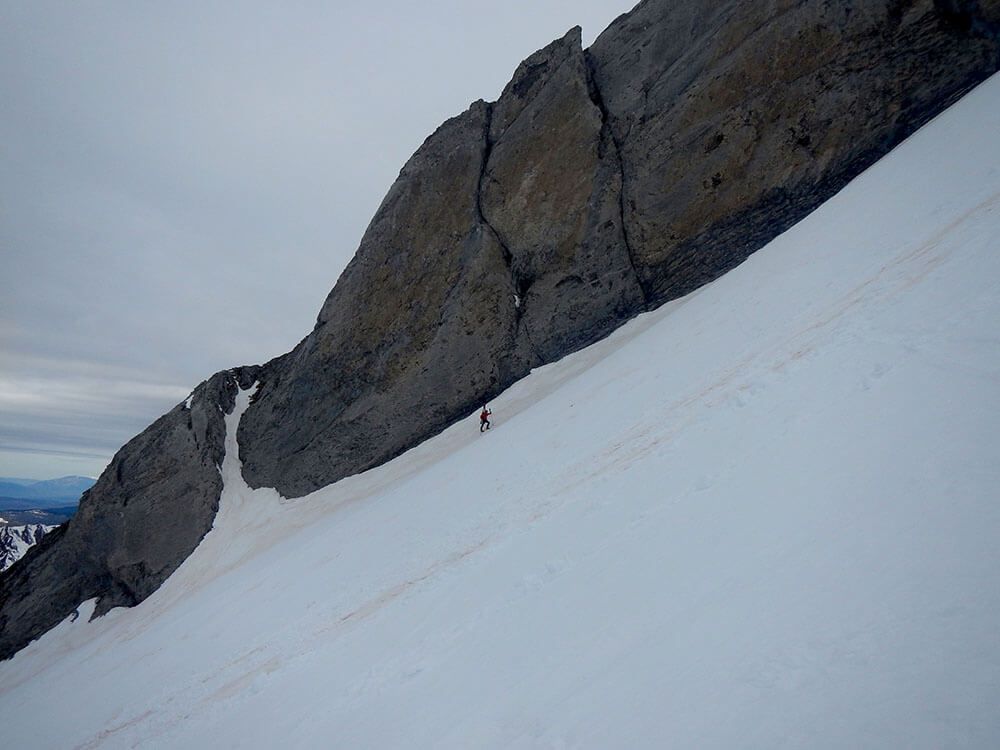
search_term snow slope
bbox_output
[2,76,999,748]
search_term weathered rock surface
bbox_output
[2,0,998,659]
[481,27,647,362]
[241,0,999,498]
[0,367,258,660]
[587,0,1000,302]
[237,101,535,498]
[238,27,654,496]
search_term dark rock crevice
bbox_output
[473,102,544,365]
[583,49,651,309]
[478,26,647,364]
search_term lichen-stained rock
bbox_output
[238,102,534,498]
[0,367,258,660]
[482,27,646,362]
[587,0,1000,303]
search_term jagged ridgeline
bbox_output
[2,0,998,660]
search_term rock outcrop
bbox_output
[586,0,1000,302]
[480,27,647,362]
[0,367,258,659]
[2,0,998,660]
[237,28,651,497]
[240,0,1000,498]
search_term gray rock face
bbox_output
[238,27,654,497]
[586,0,1000,302]
[237,101,534,498]
[481,27,647,362]
[241,0,999,498]
[0,367,258,660]
[2,0,998,659]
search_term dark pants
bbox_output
[480,419,490,432]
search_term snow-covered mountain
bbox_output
[0,525,54,572]
[0,69,997,748]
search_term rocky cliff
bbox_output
[0,367,258,659]
[2,0,998,660]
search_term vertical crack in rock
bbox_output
[475,103,511,266]
[475,102,545,365]
[583,49,651,308]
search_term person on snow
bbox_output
[480,405,492,432]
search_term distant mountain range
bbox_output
[0,477,89,562]
[0,476,95,510]
[0,507,78,527]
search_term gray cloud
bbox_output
[0,1,633,478]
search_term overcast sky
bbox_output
[0,1,635,480]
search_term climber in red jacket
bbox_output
[479,405,492,432]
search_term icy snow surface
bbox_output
[2,76,999,748]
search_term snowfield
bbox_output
[2,76,999,748]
